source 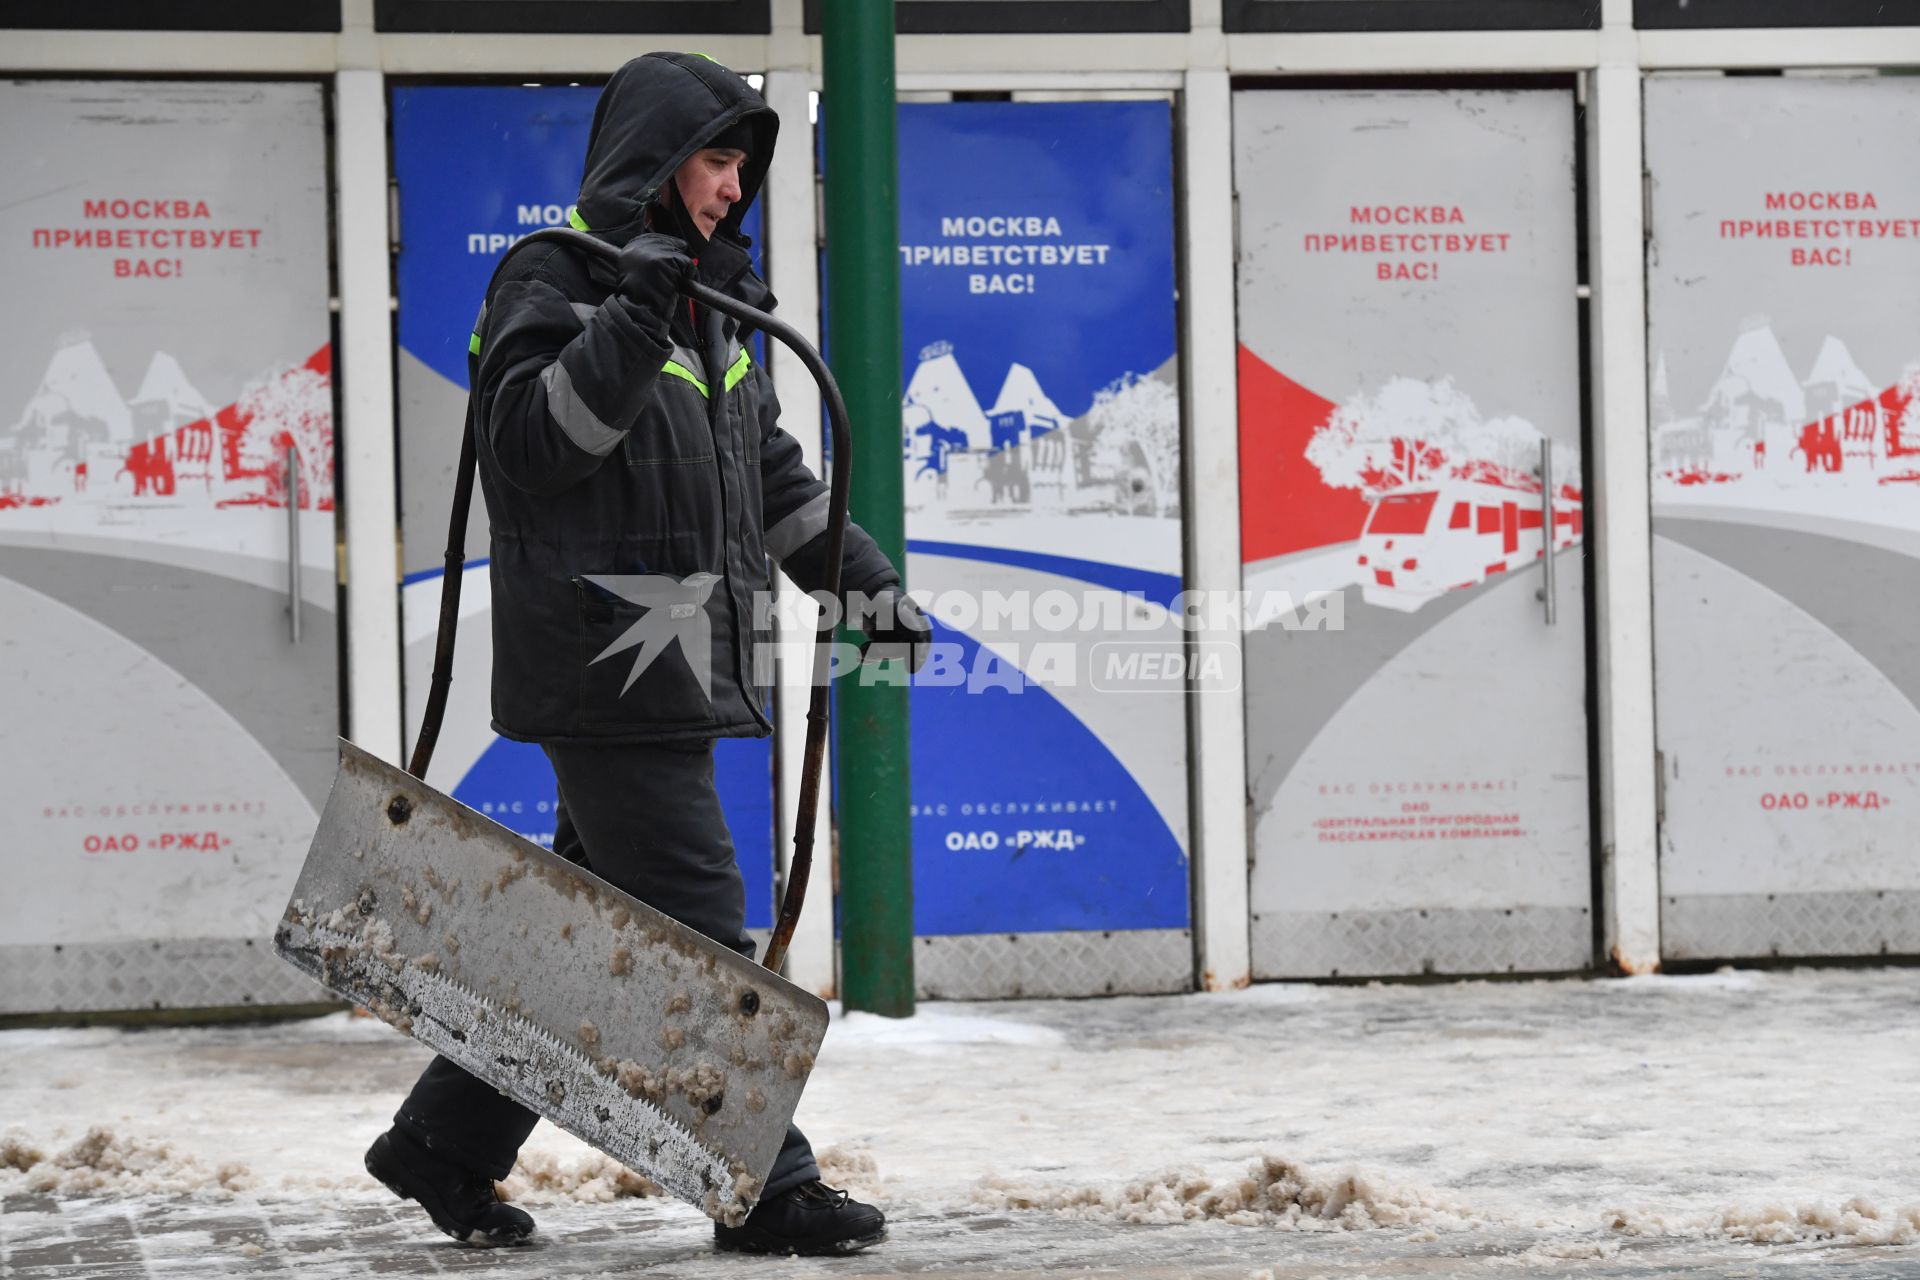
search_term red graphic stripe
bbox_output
[1237,345,1370,564]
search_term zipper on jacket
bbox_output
[700,305,770,733]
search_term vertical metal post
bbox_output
[823,0,913,1015]
[1180,68,1253,994]
[334,68,404,765]
[1586,57,1662,974]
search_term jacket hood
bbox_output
[575,52,778,247]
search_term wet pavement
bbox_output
[5,965,1920,1278]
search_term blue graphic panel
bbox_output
[393,85,773,928]
[899,101,1177,420]
[451,736,561,843]
[895,101,1188,936]
[910,622,1185,934]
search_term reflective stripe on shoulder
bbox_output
[567,205,589,231]
[660,361,709,396]
[724,346,752,394]
[661,343,711,396]
[655,344,749,398]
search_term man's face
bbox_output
[673,147,747,239]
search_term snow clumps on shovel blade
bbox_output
[976,1154,1485,1230]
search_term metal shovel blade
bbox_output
[273,740,828,1226]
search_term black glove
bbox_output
[857,590,932,674]
[616,232,693,332]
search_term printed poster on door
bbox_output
[391,86,774,926]
[898,101,1190,935]
[1645,76,1920,939]
[1233,89,1590,967]
[0,81,335,954]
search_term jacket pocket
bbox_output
[617,383,725,544]
[622,379,714,467]
[572,574,718,730]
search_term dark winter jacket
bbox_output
[468,52,898,744]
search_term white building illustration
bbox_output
[1654,321,1917,484]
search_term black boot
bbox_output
[713,1180,887,1256]
[364,1129,535,1245]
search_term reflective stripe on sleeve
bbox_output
[539,358,627,457]
[764,490,831,560]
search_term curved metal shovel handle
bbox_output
[408,227,852,976]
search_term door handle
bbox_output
[286,447,302,644]
[1534,438,1556,627]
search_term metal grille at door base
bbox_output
[1,938,330,1016]
[1662,891,1920,963]
[915,930,1192,1000]
[1252,906,1592,980]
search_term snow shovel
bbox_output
[275,228,850,1226]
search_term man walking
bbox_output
[363,52,924,1257]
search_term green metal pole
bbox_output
[822,0,913,1016]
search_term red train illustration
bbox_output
[1355,474,1583,610]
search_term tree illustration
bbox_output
[1306,376,1476,491]
[1085,372,1181,515]
[1897,363,1920,459]
[236,363,334,508]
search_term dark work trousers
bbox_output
[390,737,821,1198]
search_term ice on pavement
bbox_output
[4,965,1919,1273]
[825,1003,1068,1049]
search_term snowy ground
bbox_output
[5,966,1920,1278]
